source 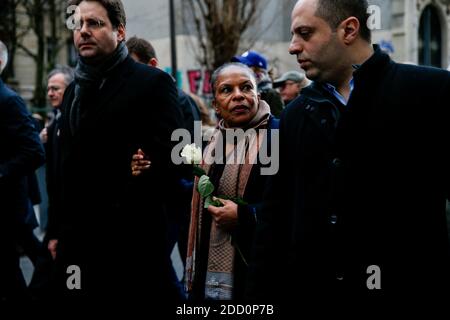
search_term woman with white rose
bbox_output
[131,62,279,301]
[185,62,281,302]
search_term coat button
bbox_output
[112,202,121,209]
[330,214,338,225]
[332,157,343,168]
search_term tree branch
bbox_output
[185,0,264,70]
[240,0,258,33]
[188,0,209,67]
[17,42,38,60]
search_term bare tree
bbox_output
[0,0,21,81]
[13,0,68,108]
[183,0,262,70]
[47,0,70,70]
[17,0,47,108]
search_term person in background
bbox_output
[0,40,45,301]
[232,50,284,117]
[188,92,216,140]
[39,66,74,259]
[27,66,74,300]
[273,70,310,105]
[126,36,200,137]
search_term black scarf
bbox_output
[69,41,128,135]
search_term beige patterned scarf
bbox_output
[185,100,271,299]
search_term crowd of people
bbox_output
[1,0,449,314]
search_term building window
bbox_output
[418,5,442,67]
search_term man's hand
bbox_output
[207,197,238,231]
[48,239,59,260]
[40,127,48,143]
[131,148,151,176]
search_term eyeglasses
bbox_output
[74,18,106,31]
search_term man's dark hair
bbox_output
[316,0,371,42]
[126,36,157,63]
[68,0,126,29]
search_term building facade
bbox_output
[122,0,450,98]
[372,0,450,68]
[2,1,73,107]
[7,0,450,103]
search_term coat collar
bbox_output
[297,45,392,146]
[297,83,344,146]
[352,44,392,85]
[84,56,135,124]
[68,56,136,138]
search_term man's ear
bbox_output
[148,58,158,67]
[116,24,126,42]
[339,17,360,45]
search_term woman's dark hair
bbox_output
[210,62,257,95]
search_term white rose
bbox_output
[181,143,202,164]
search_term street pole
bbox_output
[169,0,178,86]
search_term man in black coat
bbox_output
[39,66,74,259]
[55,0,184,304]
[0,40,45,300]
[27,66,74,299]
[247,0,450,308]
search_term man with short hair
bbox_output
[46,67,74,112]
[26,66,75,299]
[126,36,157,67]
[248,0,450,306]
[56,0,184,303]
[0,40,45,300]
[39,66,74,258]
[273,70,310,105]
[40,66,74,146]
